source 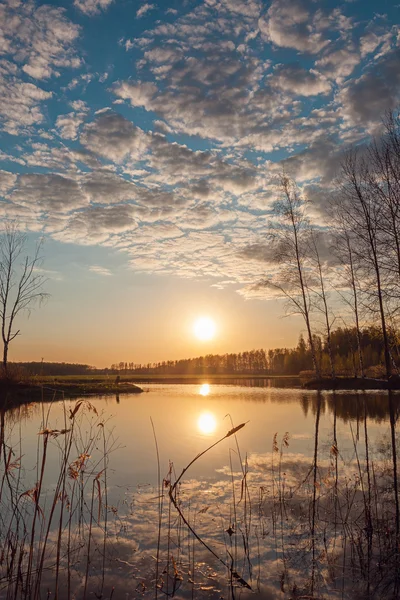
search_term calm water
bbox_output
[1,382,399,599]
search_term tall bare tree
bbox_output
[0,224,48,377]
[309,230,336,378]
[338,150,392,378]
[331,200,365,377]
[256,175,321,378]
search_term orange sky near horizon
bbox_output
[8,242,303,368]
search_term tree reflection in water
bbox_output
[0,390,399,599]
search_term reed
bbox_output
[0,396,113,599]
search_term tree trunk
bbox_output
[3,343,8,378]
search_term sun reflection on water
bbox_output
[197,412,217,435]
[199,383,210,396]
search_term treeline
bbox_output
[111,326,391,376]
[246,110,400,381]
[10,362,96,376]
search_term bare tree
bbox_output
[256,175,321,378]
[309,230,336,378]
[331,201,365,377]
[0,224,48,378]
[338,150,392,378]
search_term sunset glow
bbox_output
[0,0,397,369]
[193,317,216,342]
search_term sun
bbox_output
[193,317,216,341]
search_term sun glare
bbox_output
[198,412,217,435]
[199,383,210,396]
[193,317,216,341]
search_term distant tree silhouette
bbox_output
[110,326,394,376]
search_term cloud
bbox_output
[56,111,88,140]
[114,82,157,109]
[8,173,88,213]
[359,17,395,59]
[0,170,17,193]
[81,112,150,163]
[259,0,331,54]
[270,63,331,96]
[0,79,52,135]
[53,205,138,244]
[81,170,138,204]
[136,3,156,19]
[0,2,81,80]
[316,46,360,81]
[114,55,283,145]
[339,47,400,128]
[0,0,398,294]
[278,139,343,184]
[89,265,113,276]
[0,1,80,134]
[74,0,114,16]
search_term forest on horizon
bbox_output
[10,325,393,377]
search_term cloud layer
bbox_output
[0,0,399,295]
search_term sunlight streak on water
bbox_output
[199,383,210,396]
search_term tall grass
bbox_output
[0,397,115,599]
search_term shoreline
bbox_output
[303,377,400,391]
[1,375,399,402]
[0,380,144,403]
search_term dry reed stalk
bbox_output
[150,416,162,599]
[168,421,251,591]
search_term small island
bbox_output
[0,375,143,404]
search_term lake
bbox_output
[1,381,399,599]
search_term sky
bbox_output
[0,0,399,368]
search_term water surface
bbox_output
[1,382,399,599]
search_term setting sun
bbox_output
[193,317,216,341]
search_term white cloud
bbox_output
[0,0,398,293]
[52,205,138,244]
[316,46,360,81]
[0,1,81,133]
[74,0,114,16]
[136,3,156,19]
[89,265,113,276]
[56,111,87,140]
[81,112,150,163]
[9,173,88,213]
[0,81,52,135]
[270,64,331,96]
[259,0,331,54]
[0,170,17,193]
[1,3,81,80]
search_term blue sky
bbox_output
[0,0,399,366]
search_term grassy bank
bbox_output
[0,378,143,402]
